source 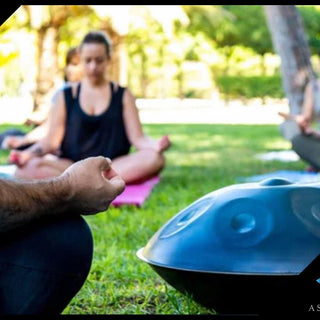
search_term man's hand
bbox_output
[0,156,125,233]
[59,156,125,215]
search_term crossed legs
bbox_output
[14,149,166,184]
[291,133,320,171]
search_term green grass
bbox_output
[0,123,306,314]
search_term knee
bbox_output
[291,134,304,151]
[0,215,93,276]
[15,158,52,180]
[15,158,43,179]
[0,215,93,314]
[36,215,94,275]
[26,157,44,169]
[147,150,166,172]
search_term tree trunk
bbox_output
[34,26,59,112]
[264,5,319,115]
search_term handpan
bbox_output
[137,178,320,315]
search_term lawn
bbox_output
[0,122,306,314]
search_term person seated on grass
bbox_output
[279,76,320,172]
[25,46,83,127]
[9,30,171,183]
[0,47,83,151]
[0,156,125,315]
[278,51,320,172]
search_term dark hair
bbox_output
[80,30,112,59]
[66,47,80,66]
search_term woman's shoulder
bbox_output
[111,81,128,93]
[64,81,81,98]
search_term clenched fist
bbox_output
[59,156,125,215]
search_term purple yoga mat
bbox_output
[111,175,160,207]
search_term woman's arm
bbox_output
[9,89,67,166]
[22,121,49,144]
[4,122,48,150]
[122,88,171,153]
[301,81,315,124]
[278,81,316,134]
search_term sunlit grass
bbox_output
[0,123,306,314]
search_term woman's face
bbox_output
[80,43,109,84]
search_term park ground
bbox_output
[0,98,304,315]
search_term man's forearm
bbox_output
[0,177,71,233]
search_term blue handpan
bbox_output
[137,178,320,315]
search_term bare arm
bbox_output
[122,88,171,153]
[23,121,48,144]
[278,81,316,134]
[9,88,68,166]
[4,122,48,150]
[0,156,125,233]
[301,81,315,123]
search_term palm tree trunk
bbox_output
[264,5,318,115]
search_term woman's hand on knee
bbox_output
[60,156,125,215]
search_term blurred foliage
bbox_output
[183,5,273,56]
[297,6,320,55]
[221,5,273,56]
[215,74,284,100]
[126,11,168,98]
[0,11,19,68]
[0,5,320,100]
[0,49,18,69]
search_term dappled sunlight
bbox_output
[209,134,250,148]
[169,132,255,153]
[1,3,319,316]
[167,150,220,167]
[263,139,292,150]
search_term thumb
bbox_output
[102,166,118,180]
[109,175,126,196]
[95,156,125,194]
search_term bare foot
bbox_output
[158,135,171,153]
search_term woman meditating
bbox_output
[10,30,171,183]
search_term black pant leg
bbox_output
[0,215,93,315]
[292,134,320,170]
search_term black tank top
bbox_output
[60,82,131,162]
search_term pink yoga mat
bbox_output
[111,175,160,207]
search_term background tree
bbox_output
[3,5,320,105]
[222,5,273,75]
[125,8,168,98]
[182,5,235,76]
[298,5,320,56]
[23,5,95,113]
